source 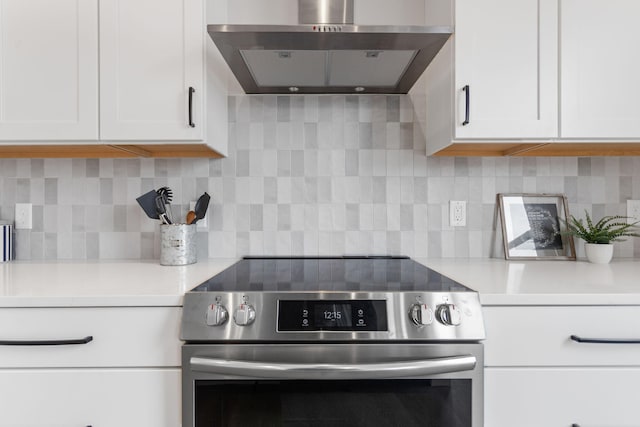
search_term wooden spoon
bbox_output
[186,210,197,225]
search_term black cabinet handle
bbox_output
[571,424,580,427]
[188,86,195,128]
[570,334,640,344]
[462,85,470,126]
[0,335,93,346]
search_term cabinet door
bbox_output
[454,0,558,139]
[0,368,180,427]
[0,307,182,368]
[561,0,640,138]
[99,0,204,140]
[483,306,640,367]
[0,0,98,140]
[486,367,640,427]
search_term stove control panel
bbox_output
[182,291,485,342]
[278,300,387,332]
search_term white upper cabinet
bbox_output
[99,0,204,141]
[0,0,98,141]
[454,0,558,139]
[425,0,558,154]
[560,0,640,138]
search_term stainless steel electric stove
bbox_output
[181,256,485,427]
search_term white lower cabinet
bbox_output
[484,305,640,426]
[0,307,181,367]
[0,306,182,426]
[483,306,640,367]
[0,368,180,427]
[486,368,640,427]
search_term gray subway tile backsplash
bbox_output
[1,95,640,260]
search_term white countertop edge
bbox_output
[0,258,239,308]
[417,257,640,306]
[0,295,185,308]
[2,257,640,307]
[479,294,640,306]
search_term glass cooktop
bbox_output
[191,256,473,293]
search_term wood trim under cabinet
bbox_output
[0,144,224,159]
[112,144,224,158]
[432,142,640,157]
[516,142,640,156]
[431,143,547,157]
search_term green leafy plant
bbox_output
[565,211,640,244]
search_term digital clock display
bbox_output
[277,300,387,331]
[314,303,352,327]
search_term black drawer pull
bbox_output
[0,335,93,346]
[571,424,580,427]
[570,335,640,344]
[462,85,470,126]
[188,86,195,128]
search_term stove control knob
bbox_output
[436,304,462,326]
[233,303,256,326]
[409,304,433,326]
[206,303,228,326]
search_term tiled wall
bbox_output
[1,94,639,260]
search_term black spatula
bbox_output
[192,192,210,224]
[136,190,160,219]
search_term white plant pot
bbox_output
[584,243,614,264]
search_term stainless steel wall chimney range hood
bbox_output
[208,0,452,94]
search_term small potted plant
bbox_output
[565,211,640,264]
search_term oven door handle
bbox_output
[190,354,477,379]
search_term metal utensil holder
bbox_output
[160,224,197,266]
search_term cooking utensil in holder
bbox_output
[160,223,196,266]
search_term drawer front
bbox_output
[486,367,640,427]
[0,307,181,367]
[0,368,180,427]
[483,306,640,366]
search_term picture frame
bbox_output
[497,193,576,261]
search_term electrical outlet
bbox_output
[627,200,640,224]
[449,201,466,227]
[190,201,208,229]
[15,203,32,229]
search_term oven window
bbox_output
[195,379,471,427]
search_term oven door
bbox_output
[182,343,483,427]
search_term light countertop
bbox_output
[1,258,639,307]
[0,259,237,307]
[419,258,640,305]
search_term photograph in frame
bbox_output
[498,193,576,260]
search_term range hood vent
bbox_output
[209,0,452,94]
